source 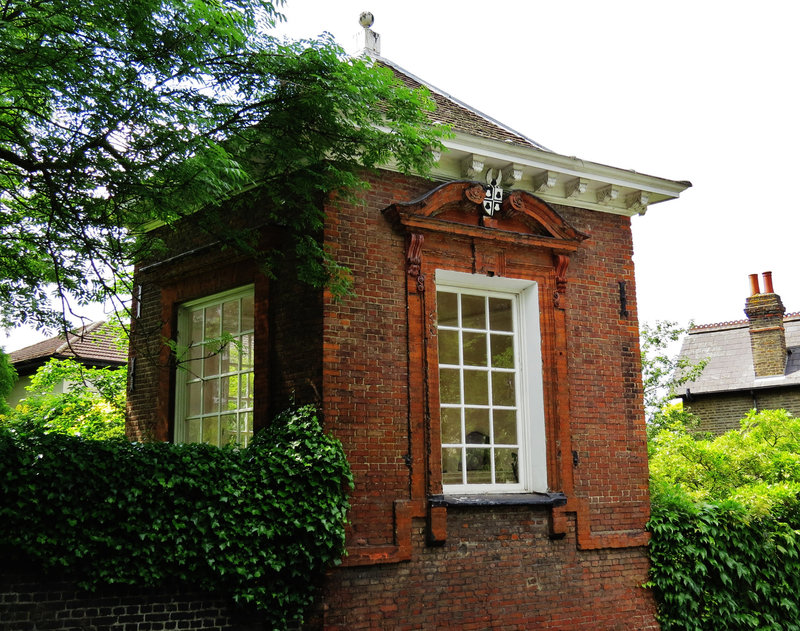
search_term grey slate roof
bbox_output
[10,321,127,373]
[376,57,549,151]
[676,315,800,396]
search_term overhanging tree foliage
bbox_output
[1,0,447,331]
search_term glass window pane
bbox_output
[220,340,233,374]
[241,295,255,331]
[465,448,491,483]
[489,297,513,332]
[220,375,238,411]
[491,334,514,368]
[191,310,204,345]
[187,342,203,370]
[438,330,459,365]
[185,418,201,444]
[491,371,516,407]
[462,332,487,366]
[203,378,220,414]
[439,368,461,404]
[242,372,254,409]
[187,381,202,417]
[463,370,488,405]
[220,414,237,446]
[437,292,458,327]
[241,333,254,371]
[203,349,219,378]
[222,300,240,335]
[494,448,519,484]
[461,295,486,329]
[493,409,518,445]
[204,304,221,339]
[440,407,461,444]
[464,408,490,440]
[441,447,463,485]
[202,417,218,444]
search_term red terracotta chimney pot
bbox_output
[749,273,760,296]
[763,271,774,294]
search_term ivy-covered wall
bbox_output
[0,406,351,630]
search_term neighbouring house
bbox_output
[7,321,127,407]
[676,271,800,434]
[125,24,690,630]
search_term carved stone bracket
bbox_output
[553,254,570,309]
[626,191,649,215]
[461,154,485,179]
[596,185,619,205]
[407,233,425,293]
[501,163,524,188]
[533,170,558,193]
[566,178,588,199]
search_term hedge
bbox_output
[0,405,352,629]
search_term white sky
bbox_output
[4,0,799,351]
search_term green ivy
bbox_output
[0,405,352,629]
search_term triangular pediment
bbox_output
[383,181,588,253]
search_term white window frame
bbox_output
[436,270,547,494]
[174,285,255,447]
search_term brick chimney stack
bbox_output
[744,271,787,377]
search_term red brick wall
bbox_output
[321,514,657,630]
[315,173,658,628]
[557,204,651,535]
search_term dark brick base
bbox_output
[0,574,266,631]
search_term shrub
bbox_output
[648,409,800,629]
[0,359,125,439]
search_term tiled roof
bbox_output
[676,314,800,396]
[10,321,127,369]
[377,57,549,151]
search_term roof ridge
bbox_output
[690,319,748,332]
[691,312,800,332]
[54,320,104,355]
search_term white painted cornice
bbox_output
[424,131,690,216]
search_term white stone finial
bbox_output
[359,11,374,28]
[358,12,380,56]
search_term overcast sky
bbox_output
[5,1,799,351]
[277,0,800,329]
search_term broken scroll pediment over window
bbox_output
[383,178,589,245]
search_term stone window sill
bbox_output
[429,492,567,508]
